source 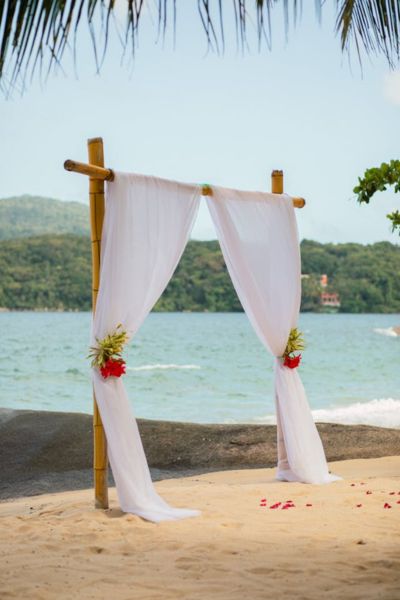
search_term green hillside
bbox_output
[0,235,399,313]
[0,196,89,240]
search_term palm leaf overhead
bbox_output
[1,1,399,93]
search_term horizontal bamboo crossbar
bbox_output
[65,159,115,181]
[64,160,305,207]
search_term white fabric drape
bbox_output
[92,172,201,522]
[207,186,339,484]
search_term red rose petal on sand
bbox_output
[306,504,312,507]
[396,501,400,504]
[260,498,267,502]
[389,492,395,495]
[270,502,282,510]
[384,503,392,509]
[356,504,362,508]
[350,484,356,487]
[366,491,372,495]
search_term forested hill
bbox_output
[0,196,89,240]
[0,235,399,313]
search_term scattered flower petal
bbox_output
[306,503,312,507]
[384,503,392,509]
[366,491,372,495]
[356,504,362,508]
[389,492,395,495]
[270,502,282,510]
[350,484,356,487]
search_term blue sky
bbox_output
[1,2,399,244]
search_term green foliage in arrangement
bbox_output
[0,235,400,313]
[88,325,129,368]
[354,160,400,234]
[284,328,305,356]
[0,196,89,240]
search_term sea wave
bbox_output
[126,364,201,372]
[374,327,399,338]
[253,398,400,429]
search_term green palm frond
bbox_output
[336,0,400,68]
[1,1,399,93]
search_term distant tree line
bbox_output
[0,235,399,313]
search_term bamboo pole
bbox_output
[271,169,305,208]
[88,137,109,510]
[65,159,114,181]
[64,162,305,208]
[271,169,284,194]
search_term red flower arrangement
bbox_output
[100,358,126,379]
[88,324,129,380]
[281,328,304,370]
[283,354,302,369]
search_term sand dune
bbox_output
[1,456,399,599]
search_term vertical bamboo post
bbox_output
[88,137,109,509]
[271,169,284,194]
[271,168,292,472]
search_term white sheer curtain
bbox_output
[207,186,339,484]
[92,172,201,522]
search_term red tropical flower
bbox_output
[100,358,126,379]
[283,354,301,369]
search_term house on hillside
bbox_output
[320,274,340,312]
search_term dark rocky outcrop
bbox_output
[1,408,399,500]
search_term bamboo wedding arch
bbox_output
[64,137,306,510]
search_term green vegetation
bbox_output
[0,235,91,310]
[301,240,400,313]
[0,235,399,313]
[354,160,400,234]
[0,196,89,240]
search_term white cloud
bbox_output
[383,70,400,105]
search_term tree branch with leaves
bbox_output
[354,160,400,235]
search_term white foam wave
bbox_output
[127,364,201,372]
[374,327,399,338]
[312,398,400,428]
[253,398,400,429]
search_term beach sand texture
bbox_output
[0,456,399,600]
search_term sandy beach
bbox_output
[1,456,399,600]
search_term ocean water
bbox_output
[0,312,399,428]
